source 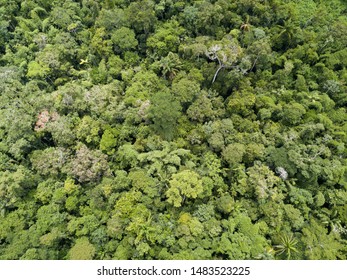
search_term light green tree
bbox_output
[166,170,203,207]
[67,237,96,260]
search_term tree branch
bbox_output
[212,64,224,83]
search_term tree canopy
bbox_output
[0,0,346,260]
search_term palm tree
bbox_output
[240,15,251,32]
[274,233,299,259]
[159,52,182,80]
[274,19,299,49]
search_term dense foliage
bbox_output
[0,0,347,260]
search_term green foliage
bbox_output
[111,27,138,52]
[30,148,68,177]
[0,167,34,212]
[246,163,281,201]
[149,91,182,140]
[172,76,200,104]
[76,116,101,146]
[222,143,245,167]
[147,20,185,56]
[300,218,343,259]
[227,91,256,117]
[67,237,96,260]
[100,128,118,154]
[282,102,306,125]
[217,214,269,259]
[0,0,346,260]
[166,170,203,207]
